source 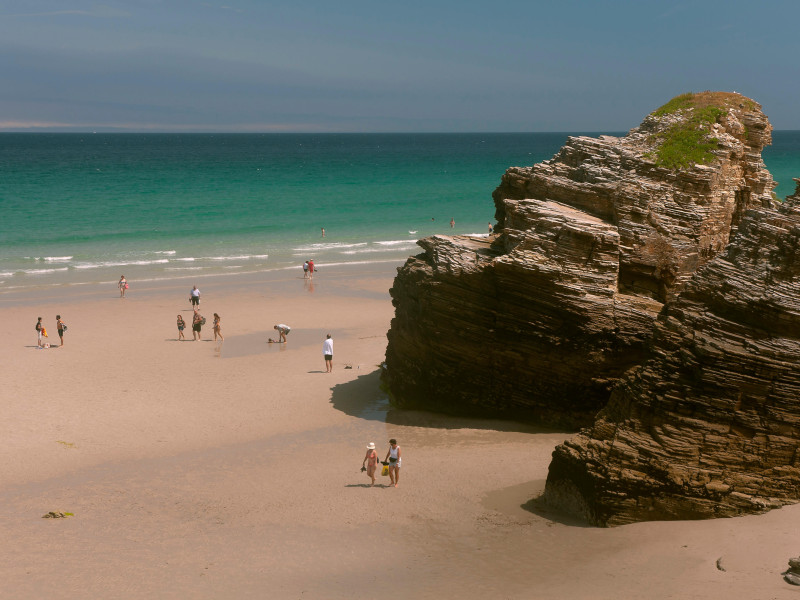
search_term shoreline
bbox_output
[3,258,800,599]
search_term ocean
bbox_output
[1,132,798,292]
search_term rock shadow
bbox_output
[520,495,593,528]
[330,368,569,434]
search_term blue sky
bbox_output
[0,0,798,132]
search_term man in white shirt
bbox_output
[322,334,333,372]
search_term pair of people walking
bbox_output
[362,439,401,487]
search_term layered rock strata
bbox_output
[544,180,800,525]
[383,92,776,428]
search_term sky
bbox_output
[0,0,798,132]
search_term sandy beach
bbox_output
[2,261,799,599]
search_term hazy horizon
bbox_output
[1,1,799,133]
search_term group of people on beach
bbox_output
[362,439,402,487]
[177,286,223,341]
[35,315,66,348]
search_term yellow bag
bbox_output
[42,327,48,337]
[381,465,389,477]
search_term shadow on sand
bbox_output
[330,368,569,435]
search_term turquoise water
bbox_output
[1,132,798,290]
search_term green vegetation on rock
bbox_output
[648,93,728,170]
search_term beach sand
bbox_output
[1,262,799,599]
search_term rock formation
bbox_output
[383,92,777,429]
[543,180,800,525]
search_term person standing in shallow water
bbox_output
[362,442,378,486]
[384,439,401,488]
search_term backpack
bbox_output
[201,317,207,326]
[62,323,68,332]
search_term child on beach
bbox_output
[35,316,44,348]
[213,313,223,341]
[56,315,66,347]
[362,442,378,486]
[177,315,186,340]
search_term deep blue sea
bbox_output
[1,132,798,291]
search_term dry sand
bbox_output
[1,262,799,599]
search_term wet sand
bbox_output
[1,262,799,599]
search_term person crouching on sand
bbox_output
[272,324,290,343]
[362,442,378,486]
[385,439,401,487]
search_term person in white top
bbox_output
[322,334,333,372]
[384,439,401,488]
[272,324,291,343]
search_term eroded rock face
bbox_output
[544,180,800,525]
[383,92,776,429]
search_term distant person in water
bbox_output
[176,314,186,340]
[213,313,223,341]
[308,260,315,279]
[119,275,128,298]
[190,286,201,308]
[450,218,455,228]
[323,334,333,373]
[321,227,325,237]
[272,324,291,343]
[303,261,309,279]
[488,222,493,234]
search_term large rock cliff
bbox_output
[543,179,800,525]
[383,92,776,429]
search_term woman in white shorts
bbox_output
[384,439,401,487]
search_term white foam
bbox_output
[374,240,419,247]
[22,267,69,275]
[74,259,170,270]
[342,245,417,255]
[43,256,73,262]
[293,242,367,252]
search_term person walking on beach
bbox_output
[362,442,378,486]
[303,261,309,279]
[190,286,201,308]
[213,313,224,341]
[384,439,401,488]
[56,315,66,347]
[119,275,128,298]
[323,334,333,373]
[35,316,44,348]
[192,309,204,341]
[272,324,290,343]
[308,260,315,279]
[176,314,186,340]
